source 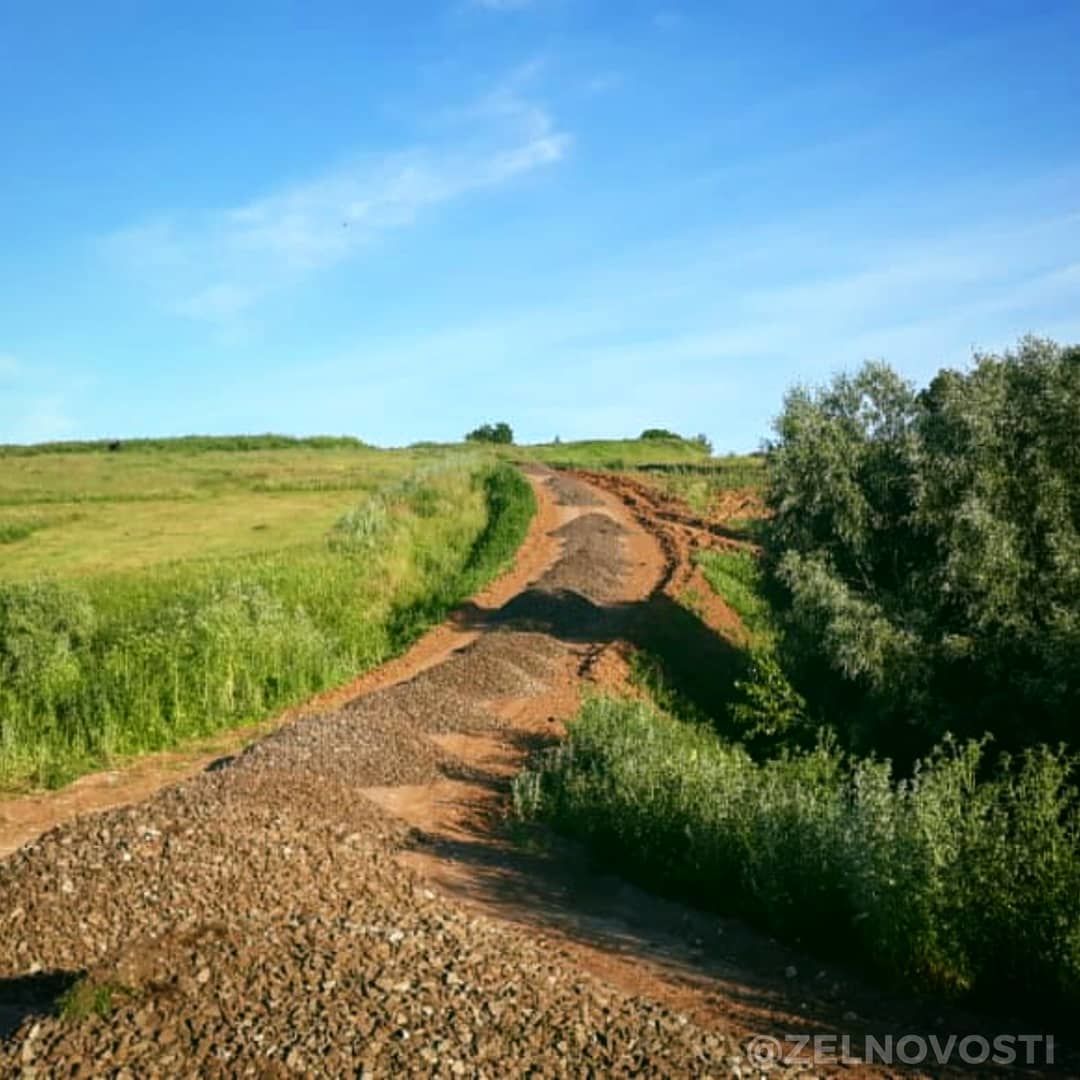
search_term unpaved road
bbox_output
[0,467,1067,1077]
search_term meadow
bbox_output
[0,437,533,789]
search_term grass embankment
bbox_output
[521,437,714,470]
[0,452,534,790]
[639,456,764,507]
[516,540,1080,1021]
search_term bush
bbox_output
[464,422,514,445]
[765,337,1080,761]
[514,695,1080,1020]
[640,428,681,440]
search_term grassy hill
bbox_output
[519,436,714,469]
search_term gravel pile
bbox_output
[540,516,628,604]
[548,474,603,507]
[0,474,740,1075]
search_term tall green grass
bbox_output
[696,549,773,642]
[514,696,1080,1020]
[638,457,765,514]
[0,460,534,789]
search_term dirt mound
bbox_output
[712,485,766,523]
[547,472,604,507]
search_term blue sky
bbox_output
[2,1,1078,449]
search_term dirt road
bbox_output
[0,467,1063,1076]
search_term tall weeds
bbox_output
[514,696,1080,1019]
[0,460,533,789]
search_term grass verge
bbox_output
[513,695,1080,1021]
[0,461,534,790]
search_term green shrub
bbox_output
[729,648,808,745]
[515,695,1080,1020]
[465,421,514,445]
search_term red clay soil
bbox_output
[571,467,752,644]
[0,466,1069,1077]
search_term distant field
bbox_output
[520,436,715,469]
[0,436,534,789]
[0,440,458,579]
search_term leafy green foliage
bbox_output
[515,695,1080,1020]
[729,648,809,745]
[765,337,1080,760]
[465,421,514,445]
[639,428,681,440]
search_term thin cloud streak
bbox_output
[473,0,535,10]
[104,81,570,324]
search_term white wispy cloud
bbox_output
[104,78,570,324]
[14,396,74,443]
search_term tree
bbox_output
[465,422,514,445]
[640,428,681,440]
[764,339,1080,762]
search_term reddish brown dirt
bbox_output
[0,466,1068,1076]
[712,485,767,523]
[571,468,753,643]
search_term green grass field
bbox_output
[0,439,466,578]
[0,431,748,791]
[0,437,534,790]
[518,436,716,470]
